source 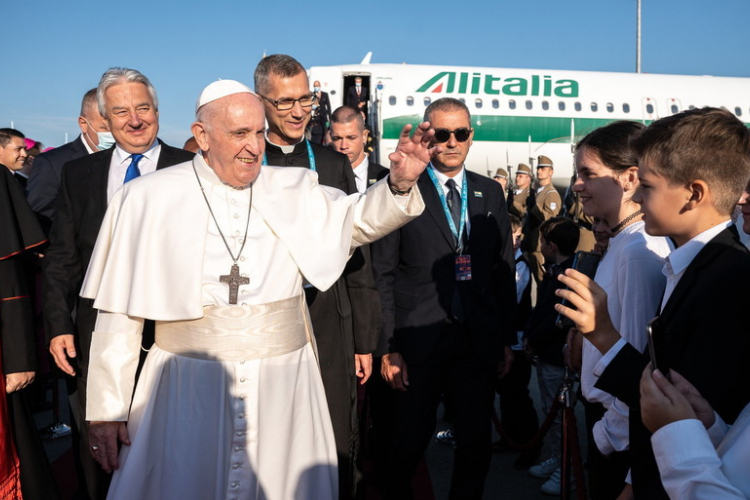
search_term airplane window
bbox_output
[406,96,414,106]
[475,98,483,109]
[389,96,396,106]
[735,107,742,117]
[646,103,654,114]
[509,100,516,110]
[558,101,566,111]
[423,97,431,106]
[688,105,696,110]
[525,100,533,110]
[606,103,614,113]
[492,99,499,109]
[590,102,598,112]
[574,102,582,112]
[623,103,630,113]
[459,98,466,104]
[670,104,679,114]
[542,101,549,111]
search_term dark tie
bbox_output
[445,178,461,232]
[124,154,144,183]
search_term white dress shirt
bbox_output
[353,157,370,194]
[107,141,160,202]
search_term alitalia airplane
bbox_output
[309,55,750,189]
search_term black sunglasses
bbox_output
[433,128,472,143]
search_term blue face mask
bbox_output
[96,132,116,150]
[313,86,321,92]
[85,119,116,151]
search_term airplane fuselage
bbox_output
[309,63,750,188]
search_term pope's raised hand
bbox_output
[388,122,440,191]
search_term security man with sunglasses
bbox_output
[254,54,381,500]
[372,97,517,500]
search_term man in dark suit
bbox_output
[329,105,387,194]
[309,80,331,144]
[44,67,193,500]
[346,76,369,117]
[372,97,516,500]
[255,54,381,500]
[27,88,111,234]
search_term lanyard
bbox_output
[262,139,316,171]
[427,165,468,253]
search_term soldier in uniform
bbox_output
[522,155,562,283]
[492,167,509,191]
[509,163,532,219]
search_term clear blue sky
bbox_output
[3,0,749,149]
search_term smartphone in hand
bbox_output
[555,251,601,330]
[647,316,671,381]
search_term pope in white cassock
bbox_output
[80,80,434,500]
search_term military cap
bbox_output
[493,168,508,179]
[516,163,532,175]
[537,155,554,168]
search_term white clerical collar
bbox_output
[113,140,159,165]
[265,133,302,155]
[430,164,465,188]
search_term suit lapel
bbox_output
[419,173,456,249]
[466,172,487,221]
[466,172,487,248]
[156,143,175,170]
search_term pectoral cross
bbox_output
[220,264,249,305]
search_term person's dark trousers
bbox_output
[582,396,630,500]
[380,320,496,500]
[495,348,539,446]
[366,357,397,476]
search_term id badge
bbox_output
[455,254,472,281]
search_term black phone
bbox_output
[555,251,602,330]
[646,316,671,381]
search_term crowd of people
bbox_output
[1,54,749,500]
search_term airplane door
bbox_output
[666,98,682,116]
[642,97,658,122]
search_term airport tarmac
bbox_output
[39,365,589,499]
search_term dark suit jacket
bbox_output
[346,86,369,115]
[367,160,388,190]
[42,142,194,379]
[26,136,89,234]
[595,226,750,499]
[372,170,517,364]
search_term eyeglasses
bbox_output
[259,94,317,111]
[433,128,472,143]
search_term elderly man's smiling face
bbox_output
[192,93,266,188]
[103,81,159,154]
